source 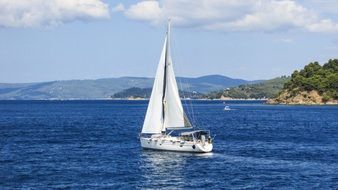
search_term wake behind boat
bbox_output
[140,20,213,153]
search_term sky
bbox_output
[0,0,338,83]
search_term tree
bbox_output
[280,59,338,100]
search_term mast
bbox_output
[161,19,171,132]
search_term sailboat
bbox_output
[140,20,213,153]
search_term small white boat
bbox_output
[224,106,231,111]
[140,20,213,153]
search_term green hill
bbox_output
[0,75,257,100]
[268,59,338,104]
[112,87,152,99]
[204,76,290,99]
[111,87,204,99]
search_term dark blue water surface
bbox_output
[0,100,337,189]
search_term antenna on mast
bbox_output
[167,18,171,36]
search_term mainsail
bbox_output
[142,21,192,134]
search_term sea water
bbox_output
[0,100,337,189]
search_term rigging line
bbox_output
[174,52,189,119]
[186,83,197,128]
[170,27,189,123]
[174,41,196,127]
[183,63,196,126]
[177,73,192,125]
[168,21,192,127]
[170,27,196,128]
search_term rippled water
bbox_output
[0,100,337,189]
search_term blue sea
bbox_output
[0,100,337,189]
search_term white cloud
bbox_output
[125,1,162,24]
[0,0,110,28]
[119,0,338,33]
[299,0,338,16]
[112,3,125,12]
[306,19,338,33]
[274,38,294,43]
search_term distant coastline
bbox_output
[2,99,338,106]
[0,75,260,100]
[110,97,267,101]
[1,59,336,105]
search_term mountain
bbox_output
[178,75,262,93]
[112,87,152,99]
[111,87,204,99]
[204,76,290,99]
[267,59,338,104]
[0,75,259,100]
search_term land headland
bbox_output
[267,59,338,105]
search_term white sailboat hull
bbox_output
[140,136,213,153]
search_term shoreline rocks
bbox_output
[267,90,338,105]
